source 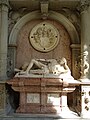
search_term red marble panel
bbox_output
[16,19,71,70]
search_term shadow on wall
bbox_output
[5,84,20,115]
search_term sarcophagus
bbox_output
[7,77,80,114]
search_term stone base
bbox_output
[7,77,81,114]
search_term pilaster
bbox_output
[80,0,90,80]
[70,44,81,111]
[70,44,81,80]
[0,0,9,116]
[80,0,90,118]
[0,0,9,80]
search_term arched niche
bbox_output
[9,10,79,45]
[8,10,80,78]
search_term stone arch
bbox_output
[8,10,80,113]
[9,10,79,45]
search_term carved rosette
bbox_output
[29,22,59,52]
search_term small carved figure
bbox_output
[80,51,89,79]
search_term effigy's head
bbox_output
[59,57,67,65]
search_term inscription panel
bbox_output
[27,93,40,103]
[47,93,60,105]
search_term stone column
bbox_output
[80,0,90,118]
[0,0,9,115]
[0,0,9,80]
[80,0,90,81]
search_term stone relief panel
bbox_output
[27,93,40,103]
[16,19,71,70]
[29,22,59,52]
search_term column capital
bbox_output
[80,0,90,12]
[0,0,9,7]
[70,44,81,50]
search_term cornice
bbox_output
[0,0,9,7]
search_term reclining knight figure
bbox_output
[14,58,73,79]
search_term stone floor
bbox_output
[0,107,89,120]
[0,112,82,120]
[0,115,87,120]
